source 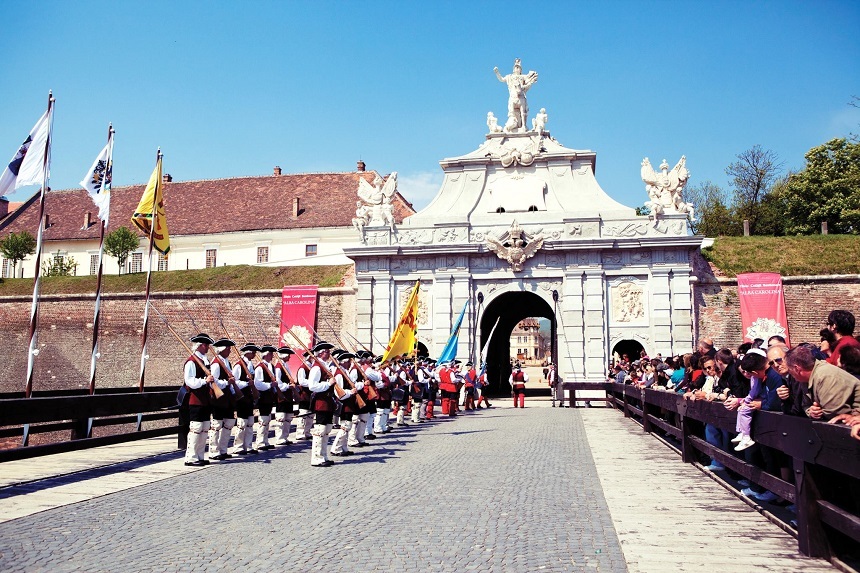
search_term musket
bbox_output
[343,330,373,355]
[150,303,224,399]
[320,315,380,401]
[207,300,259,402]
[301,318,366,408]
[176,299,236,398]
[281,325,349,401]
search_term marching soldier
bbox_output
[373,356,393,435]
[332,352,363,456]
[254,344,278,450]
[295,352,314,441]
[208,338,238,460]
[307,342,344,467]
[410,359,427,423]
[393,359,411,427]
[438,360,457,417]
[425,359,439,419]
[184,333,215,466]
[358,352,382,440]
[273,347,296,446]
[231,343,259,455]
[475,364,493,409]
[463,361,477,411]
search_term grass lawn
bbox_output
[701,235,860,277]
[0,264,352,296]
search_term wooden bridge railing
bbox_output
[0,386,179,463]
[562,381,860,564]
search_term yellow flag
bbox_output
[131,155,170,256]
[382,279,420,362]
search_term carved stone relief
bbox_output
[603,252,622,265]
[630,251,651,263]
[398,229,433,245]
[604,221,649,237]
[436,228,467,243]
[611,282,645,323]
[398,285,429,327]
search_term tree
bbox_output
[684,181,739,236]
[726,145,783,234]
[104,226,140,275]
[42,251,77,277]
[0,230,37,277]
[781,138,860,235]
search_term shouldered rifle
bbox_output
[321,316,380,401]
[301,318,366,408]
[281,326,348,400]
[150,304,224,399]
[208,300,259,402]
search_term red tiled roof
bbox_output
[0,171,415,240]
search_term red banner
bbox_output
[737,273,790,346]
[279,285,318,371]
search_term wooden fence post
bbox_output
[641,389,652,433]
[793,458,831,559]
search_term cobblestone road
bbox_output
[0,407,627,573]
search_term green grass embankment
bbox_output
[700,236,860,278]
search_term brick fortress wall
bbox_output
[0,288,356,394]
[692,251,860,351]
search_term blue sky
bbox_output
[2,1,858,212]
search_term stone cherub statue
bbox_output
[531,107,548,133]
[493,58,539,133]
[640,156,695,220]
[487,112,503,133]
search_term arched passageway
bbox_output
[611,339,646,365]
[478,291,555,395]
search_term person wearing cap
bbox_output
[183,334,216,466]
[393,359,412,427]
[437,360,458,417]
[273,347,296,446]
[307,342,340,467]
[332,352,363,456]
[463,361,477,411]
[330,348,346,430]
[412,358,432,422]
[373,356,393,434]
[294,351,314,441]
[231,343,259,455]
[424,360,439,419]
[254,345,278,451]
[208,338,238,461]
[510,363,528,408]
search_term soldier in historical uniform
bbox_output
[307,342,344,467]
[295,352,314,441]
[254,344,278,451]
[463,361,477,411]
[183,333,215,466]
[410,359,428,423]
[208,338,238,460]
[357,351,383,440]
[510,363,529,408]
[332,352,364,456]
[273,346,296,446]
[373,356,393,434]
[438,360,458,417]
[231,343,259,455]
[425,359,439,419]
[393,359,411,427]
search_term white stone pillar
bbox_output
[670,266,694,355]
[582,269,607,380]
[560,271,585,381]
[649,268,673,356]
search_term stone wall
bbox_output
[692,249,860,351]
[0,288,356,394]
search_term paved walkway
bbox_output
[0,404,839,573]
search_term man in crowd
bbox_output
[785,343,860,421]
[826,310,860,367]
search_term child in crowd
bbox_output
[731,348,769,451]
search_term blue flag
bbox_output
[437,302,467,364]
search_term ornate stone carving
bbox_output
[365,231,390,246]
[603,221,649,237]
[485,220,544,272]
[436,227,466,243]
[545,254,564,267]
[398,229,432,245]
[399,285,429,326]
[531,108,548,133]
[630,251,651,263]
[611,282,645,323]
[603,252,622,264]
[640,157,694,220]
[493,58,539,133]
[354,172,397,242]
[487,112,503,134]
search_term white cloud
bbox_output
[397,171,444,211]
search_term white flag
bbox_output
[80,142,112,222]
[0,110,50,196]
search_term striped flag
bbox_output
[437,301,467,364]
[0,110,50,196]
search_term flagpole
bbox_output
[82,125,114,437]
[137,149,161,400]
[22,91,55,445]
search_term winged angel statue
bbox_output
[353,172,397,237]
[486,221,544,272]
[640,157,695,220]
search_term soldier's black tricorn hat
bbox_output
[213,338,236,348]
[277,346,295,356]
[331,348,345,358]
[465,361,473,367]
[373,356,384,364]
[259,344,278,353]
[190,333,215,344]
[313,342,335,353]
[240,343,259,353]
[338,352,356,360]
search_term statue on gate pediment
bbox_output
[494,58,539,134]
[640,156,695,220]
[354,172,398,242]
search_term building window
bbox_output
[257,246,269,263]
[89,254,99,275]
[158,253,168,272]
[206,249,217,268]
[1,258,9,278]
[128,252,143,274]
[305,244,317,257]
